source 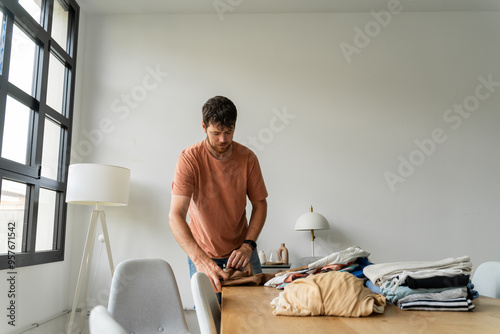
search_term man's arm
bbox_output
[168,194,229,292]
[227,198,268,269]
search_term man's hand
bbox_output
[227,243,253,270]
[195,258,229,293]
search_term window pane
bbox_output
[41,118,61,180]
[46,53,65,113]
[52,0,68,50]
[0,179,26,254]
[19,0,42,25]
[35,188,55,251]
[0,0,79,269]
[9,24,37,96]
[1,12,6,74]
[1,97,31,164]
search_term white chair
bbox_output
[473,261,500,298]
[107,258,190,333]
[191,272,221,334]
[89,305,128,334]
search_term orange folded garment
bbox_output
[221,265,276,286]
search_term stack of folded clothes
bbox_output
[363,256,478,311]
[265,245,373,290]
[267,246,389,317]
[270,271,386,317]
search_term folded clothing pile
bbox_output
[268,246,386,317]
[363,256,477,311]
[265,245,372,290]
[271,271,386,317]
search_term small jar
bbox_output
[258,250,267,265]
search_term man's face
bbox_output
[203,122,235,155]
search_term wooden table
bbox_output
[221,286,500,333]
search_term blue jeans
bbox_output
[188,248,262,304]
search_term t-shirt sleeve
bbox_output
[247,154,268,202]
[171,152,195,197]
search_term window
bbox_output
[0,0,79,269]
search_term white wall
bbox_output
[5,10,497,330]
[67,10,500,308]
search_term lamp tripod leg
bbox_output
[99,211,115,275]
[77,220,98,329]
[67,210,99,334]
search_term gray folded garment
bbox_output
[397,287,467,304]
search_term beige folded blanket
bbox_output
[271,271,386,317]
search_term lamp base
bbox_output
[311,230,316,257]
[67,209,114,334]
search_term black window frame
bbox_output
[0,0,79,269]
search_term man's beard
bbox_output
[206,136,232,154]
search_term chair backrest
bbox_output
[108,258,190,333]
[473,261,500,299]
[191,272,221,334]
[89,305,128,334]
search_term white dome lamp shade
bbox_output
[295,205,329,257]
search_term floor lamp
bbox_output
[295,205,330,257]
[65,163,130,334]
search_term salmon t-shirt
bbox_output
[172,140,268,258]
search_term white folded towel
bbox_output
[308,246,370,269]
[363,256,472,287]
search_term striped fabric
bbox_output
[399,297,474,311]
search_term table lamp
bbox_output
[295,205,329,257]
[65,163,130,334]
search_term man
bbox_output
[169,96,268,293]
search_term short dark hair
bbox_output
[202,96,237,129]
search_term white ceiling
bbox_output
[77,0,500,15]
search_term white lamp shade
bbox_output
[66,163,130,206]
[295,212,329,231]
